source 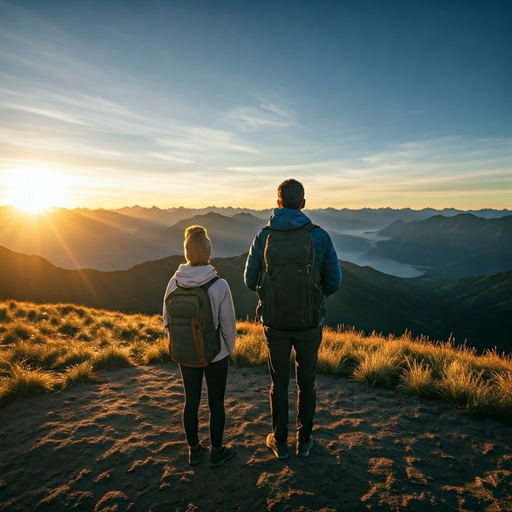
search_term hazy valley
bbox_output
[1,205,511,276]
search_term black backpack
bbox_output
[165,276,220,367]
[256,223,324,330]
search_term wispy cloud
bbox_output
[148,153,195,164]
[481,138,512,146]
[226,103,298,131]
[3,103,90,126]
[226,159,347,174]
[360,137,462,165]
[155,126,261,155]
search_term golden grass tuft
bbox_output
[398,359,434,398]
[352,349,402,388]
[317,337,360,377]
[0,363,58,403]
[143,337,172,365]
[492,372,512,422]
[0,307,11,322]
[64,361,97,386]
[436,360,496,417]
[93,346,134,370]
[53,344,95,370]
[7,341,61,369]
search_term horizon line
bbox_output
[1,203,511,214]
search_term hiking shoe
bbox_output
[189,443,203,465]
[210,445,235,468]
[266,433,289,460]
[296,436,314,458]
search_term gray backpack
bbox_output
[165,276,220,367]
[256,223,324,330]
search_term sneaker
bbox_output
[266,433,289,460]
[210,445,235,468]
[296,436,314,458]
[189,443,203,465]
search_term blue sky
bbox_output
[0,0,511,210]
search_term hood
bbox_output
[174,264,217,288]
[267,207,312,231]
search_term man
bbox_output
[244,179,342,459]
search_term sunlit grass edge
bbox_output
[1,300,511,424]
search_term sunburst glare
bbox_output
[3,168,68,212]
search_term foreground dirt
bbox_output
[0,364,511,511]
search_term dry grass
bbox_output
[64,361,97,386]
[228,322,512,423]
[93,346,134,370]
[436,360,496,417]
[1,300,511,424]
[352,350,402,388]
[398,359,434,399]
[0,363,58,402]
[230,321,268,367]
[143,337,172,365]
[0,300,164,404]
[492,372,512,422]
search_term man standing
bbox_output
[244,179,342,459]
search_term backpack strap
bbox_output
[175,275,219,291]
[257,228,271,284]
[303,222,317,232]
[200,275,220,292]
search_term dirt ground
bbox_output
[1,364,511,511]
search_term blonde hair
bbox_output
[184,225,212,265]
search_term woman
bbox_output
[163,225,236,467]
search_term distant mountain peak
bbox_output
[231,212,261,220]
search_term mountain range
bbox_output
[0,206,267,271]
[1,245,510,353]
[113,205,511,233]
[370,214,512,278]
[1,206,510,276]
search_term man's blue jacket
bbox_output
[244,208,342,299]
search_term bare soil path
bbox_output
[1,364,511,511]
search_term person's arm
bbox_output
[218,281,237,353]
[319,232,342,298]
[244,230,266,291]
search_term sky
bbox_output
[0,0,511,211]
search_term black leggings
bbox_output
[179,356,229,448]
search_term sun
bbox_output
[3,169,68,212]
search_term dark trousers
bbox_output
[178,356,229,448]
[264,325,323,444]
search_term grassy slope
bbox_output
[1,300,511,424]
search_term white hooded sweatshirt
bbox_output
[162,264,236,363]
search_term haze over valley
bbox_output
[1,205,510,277]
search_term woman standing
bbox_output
[163,225,236,467]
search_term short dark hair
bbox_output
[277,179,304,209]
